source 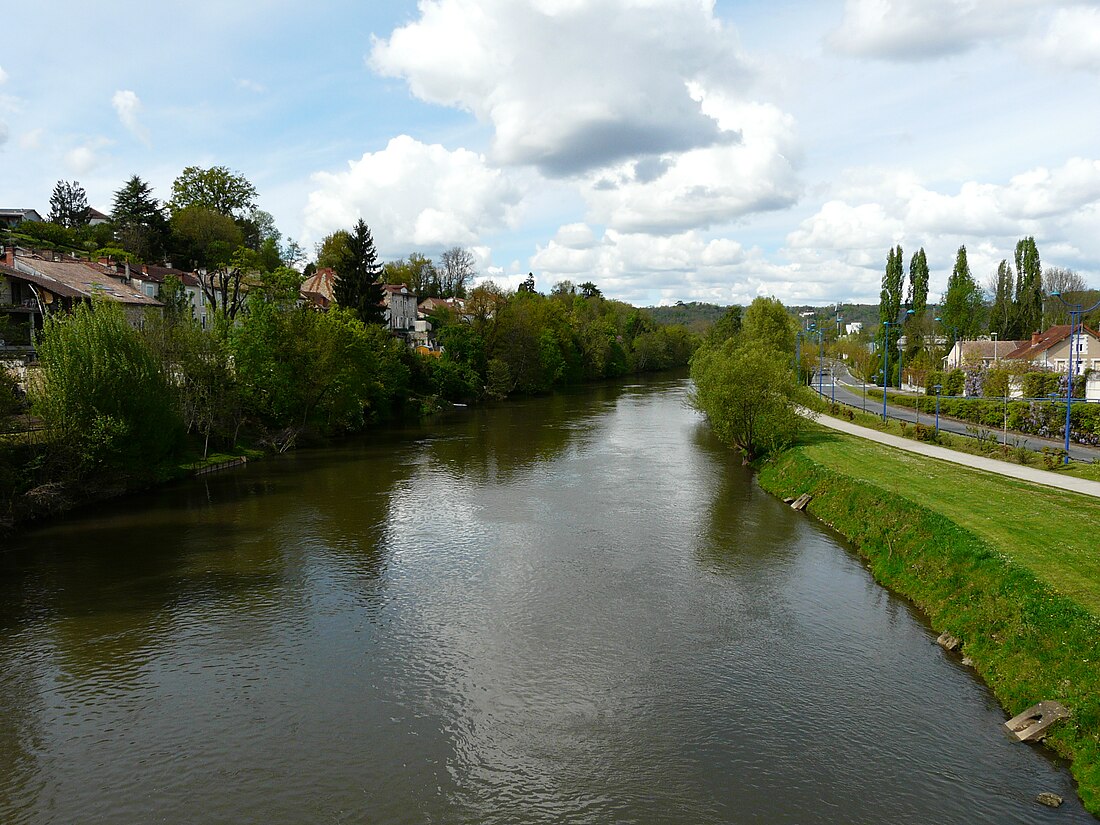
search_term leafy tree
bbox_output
[315,230,351,270]
[111,174,169,261]
[518,272,536,293]
[705,305,743,344]
[170,205,244,269]
[690,338,803,462]
[989,259,1014,337]
[48,180,90,228]
[382,253,438,297]
[941,245,984,339]
[880,244,904,333]
[741,296,796,353]
[169,166,258,219]
[33,300,182,474]
[1010,236,1042,337]
[438,246,477,298]
[333,219,385,323]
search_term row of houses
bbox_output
[935,324,1100,399]
[2,247,463,359]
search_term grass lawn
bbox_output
[796,424,1100,615]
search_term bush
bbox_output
[33,300,182,474]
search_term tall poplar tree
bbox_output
[941,245,983,339]
[907,248,929,315]
[1010,236,1043,337]
[334,219,385,324]
[989,259,1014,338]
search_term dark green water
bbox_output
[0,375,1090,823]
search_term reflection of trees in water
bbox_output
[690,420,800,575]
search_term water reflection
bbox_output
[0,375,1093,824]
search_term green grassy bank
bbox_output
[757,427,1100,815]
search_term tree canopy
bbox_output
[169,166,258,219]
[48,180,90,228]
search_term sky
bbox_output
[2,0,1100,307]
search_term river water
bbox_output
[0,375,1090,823]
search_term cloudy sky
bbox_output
[3,0,1099,306]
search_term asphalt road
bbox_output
[809,362,1100,464]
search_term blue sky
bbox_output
[3,0,1099,306]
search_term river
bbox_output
[0,375,1090,823]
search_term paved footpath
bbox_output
[801,407,1100,500]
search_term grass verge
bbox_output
[758,427,1100,815]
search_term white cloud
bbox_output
[827,0,1044,60]
[0,65,8,84]
[65,145,104,174]
[18,128,43,150]
[582,95,801,233]
[111,89,149,145]
[1038,6,1100,72]
[236,78,267,94]
[0,121,8,147]
[784,157,1100,299]
[369,0,751,176]
[303,135,523,256]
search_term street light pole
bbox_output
[1048,291,1100,464]
[882,320,891,422]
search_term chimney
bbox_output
[1031,331,1041,345]
[2,245,13,268]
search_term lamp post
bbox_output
[934,384,943,436]
[882,320,892,422]
[1047,290,1100,463]
[934,316,961,369]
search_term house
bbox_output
[137,264,207,326]
[84,207,111,226]
[0,209,44,229]
[382,284,417,333]
[1003,325,1100,375]
[844,322,863,336]
[300,267,337,311]
[1,246,161,350]
[941,338,1028,370]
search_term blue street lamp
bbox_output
[882,320,892,422]
[934,383,943,435]
[934,316,961,369]
[1048,290,1100,464]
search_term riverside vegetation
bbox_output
[691,297,1100,816]
[0,279,696,529]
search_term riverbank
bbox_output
[757,426,1100,816]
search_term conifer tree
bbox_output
[334,219,385,324]
[112,175,169,261]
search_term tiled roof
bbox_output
[1004,325,1100,361]
[300,267,337,304]
[12,257,161,306]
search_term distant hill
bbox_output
[644,302,729,334]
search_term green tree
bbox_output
[941,245,984,339]
[334,219,385,323]
[170,205,244,269]
[989,259,1014,337]
[579,281,602,299]
[382,253,438,297]
[690,338,803,462]
[315,230,351,270]
[705,305,743,344]
[741,296,796,354]
[169,166,258,219]
[907,248,929,315]
[112,174,169,262]
[1010,236,1042,337]
[48,180,90,228]
[34,300,182,474]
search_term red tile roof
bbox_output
[1003,324,1100,361]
